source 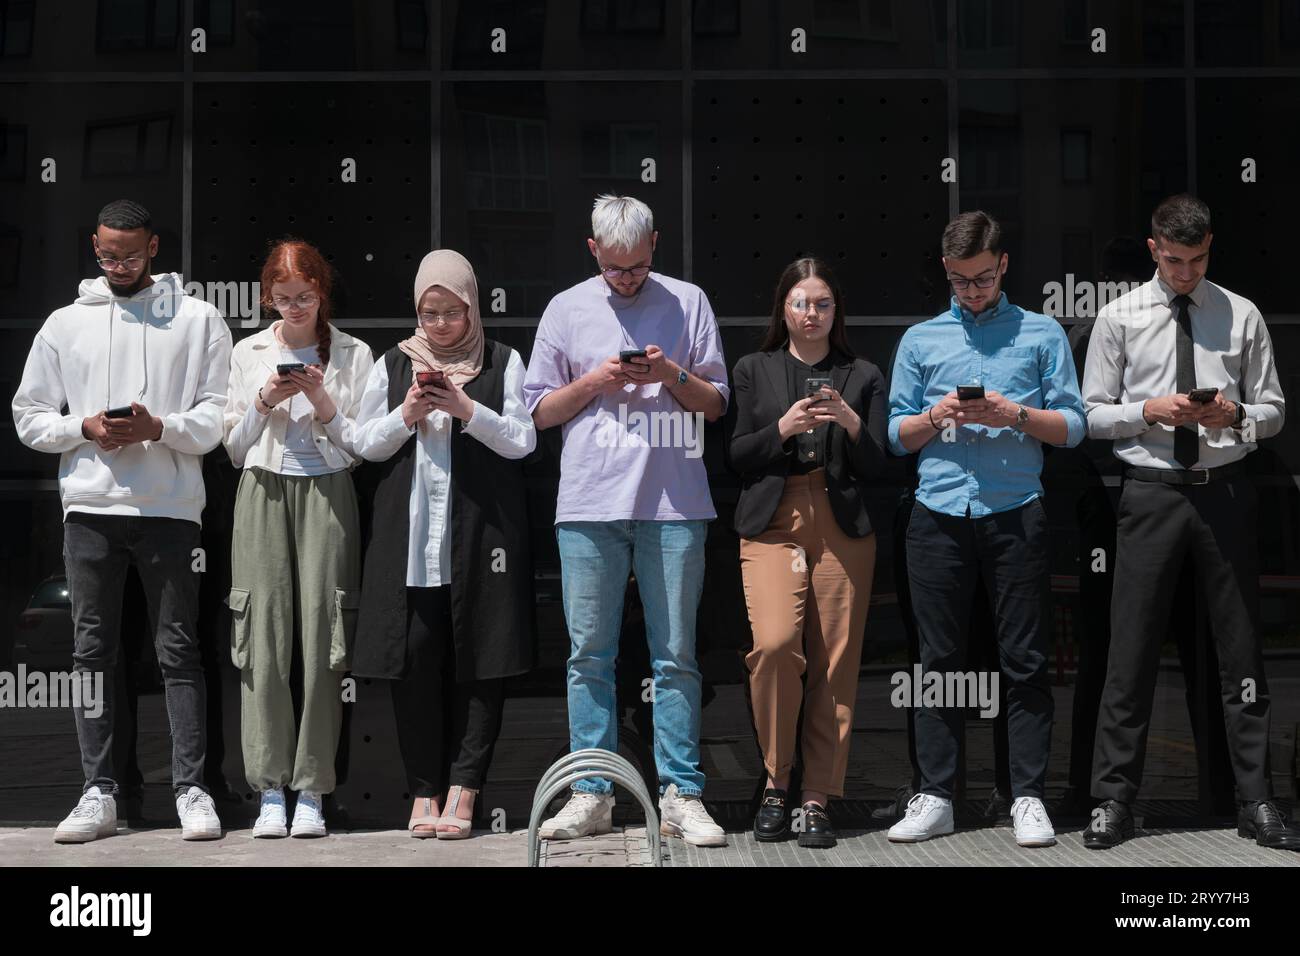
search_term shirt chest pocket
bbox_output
[994,346,1041,403]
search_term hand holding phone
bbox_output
[619,348,648,364]
[1188,386,1219,404]
[805,376,833,403]
[416,369,446,390]
[956,385,986,401]
[277,362,306,376]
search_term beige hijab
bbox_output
[400,249,485,386]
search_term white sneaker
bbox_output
[175,786,222,840]
[538,790,614,840]
[54,787,118,844]
[659,784,727,847]
[252,788,288,839]
[290,791,327,838]
[887,792,955,842]
[1011,796,1057,847]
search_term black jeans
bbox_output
[906,499,1055,801]
[63,512,207,797]
[1092,476,1272,804]
[391,586,504,797]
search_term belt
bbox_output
[1123,460,1246,485]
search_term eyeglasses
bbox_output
[418,309,467,324]
[96,256,145,272]
[947,272,1000,291]
[600,265,651,280]
[787,297,835,315]
[270,292,320,310]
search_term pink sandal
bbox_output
[435,786,476,840]
[408,797,440,839]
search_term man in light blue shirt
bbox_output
[885,211,1085,848]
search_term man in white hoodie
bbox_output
[11,200,233,842]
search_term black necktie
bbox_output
[1173,294,1198,469]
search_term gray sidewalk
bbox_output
[2,823,1297,867]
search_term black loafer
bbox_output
[1238,800,1300,851]
[797,801,836,849]
[1081,799,1134,849]
[753,789,789,842]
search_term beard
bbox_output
[107,267,152,298]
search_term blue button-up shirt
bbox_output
[888,293,1086,517]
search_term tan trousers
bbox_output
[740,469,876,796]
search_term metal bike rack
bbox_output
[526,748,662,867]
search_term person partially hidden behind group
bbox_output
[351,249,537,839]
[223,239,375,838]
[726,257,887,848]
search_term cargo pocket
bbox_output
[226,587,252,670]
[329,588,361,671]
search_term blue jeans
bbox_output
[556,520,708,797]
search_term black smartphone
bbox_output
[277,362,306,376]
[1188,386,1219,403]
[105,405,134,418]
[806,376,833,401]
[619,348,648,363]
[957,385,986,401]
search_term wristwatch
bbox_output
[1232,401,1246,429]
[1013,404,1029,430]
[673,368,688,387]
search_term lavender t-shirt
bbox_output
[523,272,730,523]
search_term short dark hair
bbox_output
[1150,194,1211,247]
[941,210,1001,260]
[97,199,152,233]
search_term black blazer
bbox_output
[726,348,888,539]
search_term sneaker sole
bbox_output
[181,827,223,840]
[1016,835,1057,847]
[538,817,612,841]
[290,826,327,838]
[252,825,288,839]
[659,821,727,847]
[53,826,115,844]
[887,824,955,843]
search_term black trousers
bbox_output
[906,499,1055,800]
[1092,476,1272,804]
[390,586,505,797]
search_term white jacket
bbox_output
[223,322,375,472]
[11,273,233,524]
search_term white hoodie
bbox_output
[11,272,233,524]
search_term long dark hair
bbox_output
[759,256,855,358]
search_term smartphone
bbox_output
[277,362,306,376]
[1188,386,1219,403]
[806,376,833,401]
[416,370,445,389]
[105,405,134,418]
[957,385,986,401]
[619,348,648,363]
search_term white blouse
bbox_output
[351,349,537,587]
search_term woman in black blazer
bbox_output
[726,256,887,849]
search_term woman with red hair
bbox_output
[222,239,375,839]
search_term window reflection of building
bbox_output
[95,0,180,53]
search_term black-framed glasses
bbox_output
[600,264,651,280]
[947,271,1000,291]
[96,256,145,272]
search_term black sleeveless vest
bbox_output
[352,339,536,681]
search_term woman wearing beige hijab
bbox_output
[351,249,537,839]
